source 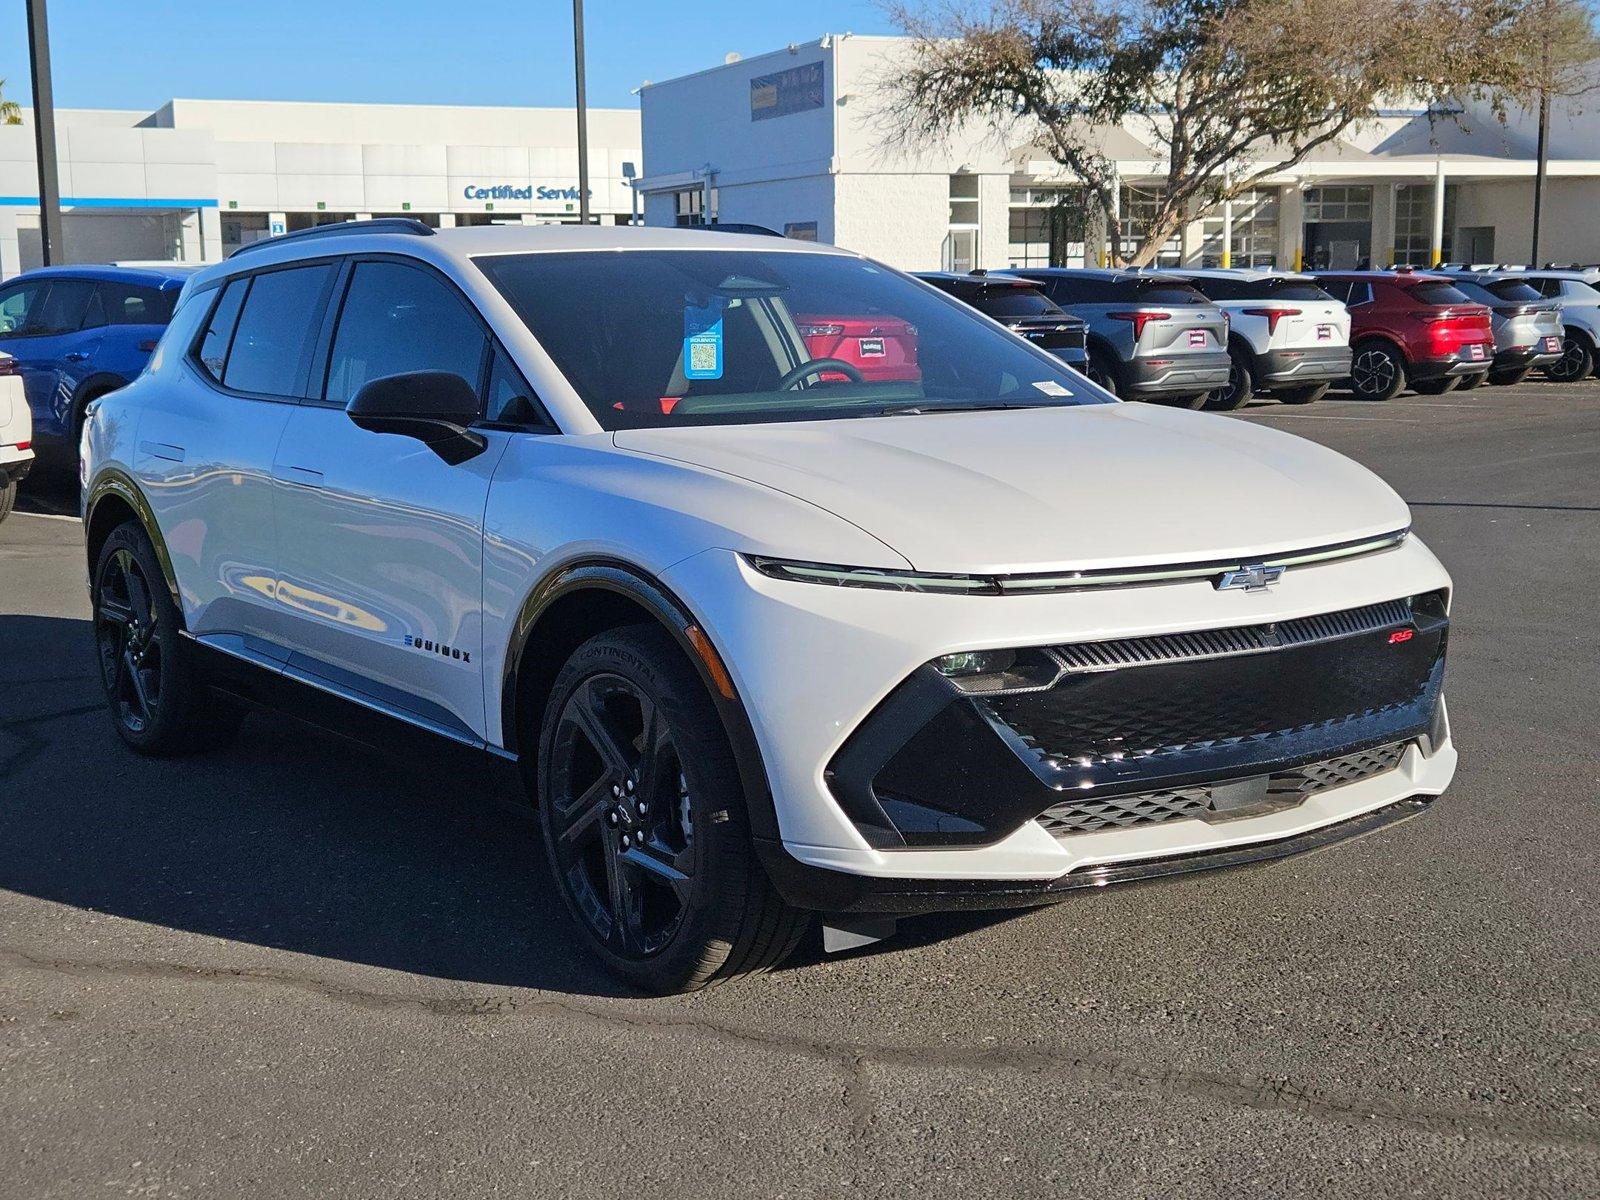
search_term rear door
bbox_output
[0,276,96,440]
[270,256,518,741]
[83,278,176,383]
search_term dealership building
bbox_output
[0,100,641,278]
[636,34,1600,273]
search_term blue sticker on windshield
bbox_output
[684,300,725,380]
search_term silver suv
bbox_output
[1442,272,1564,387]
[1507,271,1600,382]
[1004,269,1229,407]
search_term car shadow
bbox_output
[0,613,1021,995]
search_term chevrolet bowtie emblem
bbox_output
[1216,563,1285,592]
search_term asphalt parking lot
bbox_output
[2,380,1597,1198]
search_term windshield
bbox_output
[476,250,1108,429]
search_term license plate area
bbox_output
[1543,335,1562,353]
[1188,329,1207,348]
[858,337,885,357]
[1317,325,1333,341]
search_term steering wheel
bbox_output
[776,358,867,390]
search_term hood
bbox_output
[613,405,1411,575]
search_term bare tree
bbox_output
[881,0,1600,264]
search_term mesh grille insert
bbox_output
[1035,742,1408,838]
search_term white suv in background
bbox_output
[1162,269,1352,409]
[0,351,33,523]
[80,221,1457,992]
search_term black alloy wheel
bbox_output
[545,671,697,959]
[1205,350,1253,411]
[96,544,168,738]
[536,626,807,992]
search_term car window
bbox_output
[222,264,336,397]
[27,279,97,335]
[1121,280,1209,305]
[1260,279,1336,302]
[1454,282,1497,307]
[1031,274,1084,304]
[485,350,543,425]
[1185,277,1246,300]
[0,279,47,336]
[84,281,175,328]
[196,279,249,382]
[478,249,1106,430]
[1410,282,1475,306]
[972,288,1064,318]
[324,261,488,409]
[1483,279,1543,303]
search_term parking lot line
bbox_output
[9,510,81,524]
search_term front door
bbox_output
[0,276,96,442]
[270,257,508,742]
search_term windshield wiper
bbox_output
[868,402,1059,417]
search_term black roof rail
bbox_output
[228,217,436,259]
[701,222,784,237]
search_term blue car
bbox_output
[0,264,198,459]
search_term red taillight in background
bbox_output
[1107,310,1171,339]
[1241,307,1301,335]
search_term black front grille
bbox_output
[1035,743,1408,838]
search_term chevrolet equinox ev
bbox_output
[81,221,1457,992]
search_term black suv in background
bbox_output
[1002,269,1230,407]
[914,271,1088,371]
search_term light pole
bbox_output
[25,0,64,266]
[573,0,590,225]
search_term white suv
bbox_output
[81,222,1457,992]
[1,351,33,523]
[1162,269,1352,409]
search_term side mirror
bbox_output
[347,371,487,465]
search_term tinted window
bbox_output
[84,281,174,328]
[485,351,543,424]
[30,279,97,335]
[1120,279,1209,305]
[1010,273,1085,304]
[1260,279,1336,301]
[1485,279,1543,303]
[972,288,1063,317]
[222,265,335,397]
[196,280,248,381]
[325,261,489,408]
[0,279,46,336]
[1410,282,1475,306]
[1184,277,1248,300]
[479,250,1106,429]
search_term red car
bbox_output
[792,314,920,383]
[1313,270,1492,400]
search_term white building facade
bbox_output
[637,34,1600,273]
[0,100,641,278]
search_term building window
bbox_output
[1007,186,1091,267]
[1302,185,1373,223]
[1118,185,1181,265]
[943,175,982,272]
[673,187,716,227]
[1199,189,1280,268]
[1394,183,1457,265]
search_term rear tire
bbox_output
[91,521,247,755]
[1276,383,1328,405]
[1487,367,1529,387]
[1084,350,1121,397]
[0,478,15,524]
[1455,371,1487,390]
[1349,342,1406,401]
[1543,331,1595,382]
[1205,349,1254,411]
[536,625,807,993]
[1413,377,1460,396]
[1163,392,1210,410]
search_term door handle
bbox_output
[63,351,89,363]
[137,440,186,463]
[274,464,324,487]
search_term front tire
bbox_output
[1084,350,1120,397]
[0,478,14,524]
[92,521,246,754]
[536,625,807,993]
[1412,377,1460,396]
[1487,367,1529,387]
[1276,382,1328,405]
[1204,349,1254,411]
[1349,341,1406,401]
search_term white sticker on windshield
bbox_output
[1033,380,1071,396]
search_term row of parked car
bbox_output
[909,263,1600,409]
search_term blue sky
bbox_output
[0,1,896,112]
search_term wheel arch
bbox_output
[1351,332,1408,363]
[70,372,129,435]
[1562,323,1596,350]
[499,559,780,843]
[84,470,180,606]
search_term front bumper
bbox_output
[663,540,1457,911]
[1123,350,1232,397]
[0,452,32,487]
[1258,345,1352,386]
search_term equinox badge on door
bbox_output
[1216,563,1285,592]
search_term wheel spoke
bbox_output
[555,774,614,847]
[122,649,151,721]
[601,830,641,953]
[621,841,693,905]
[633,696,671,804]
[571,680,637,775]
[98,595,134,628]
[124,558,155,629]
